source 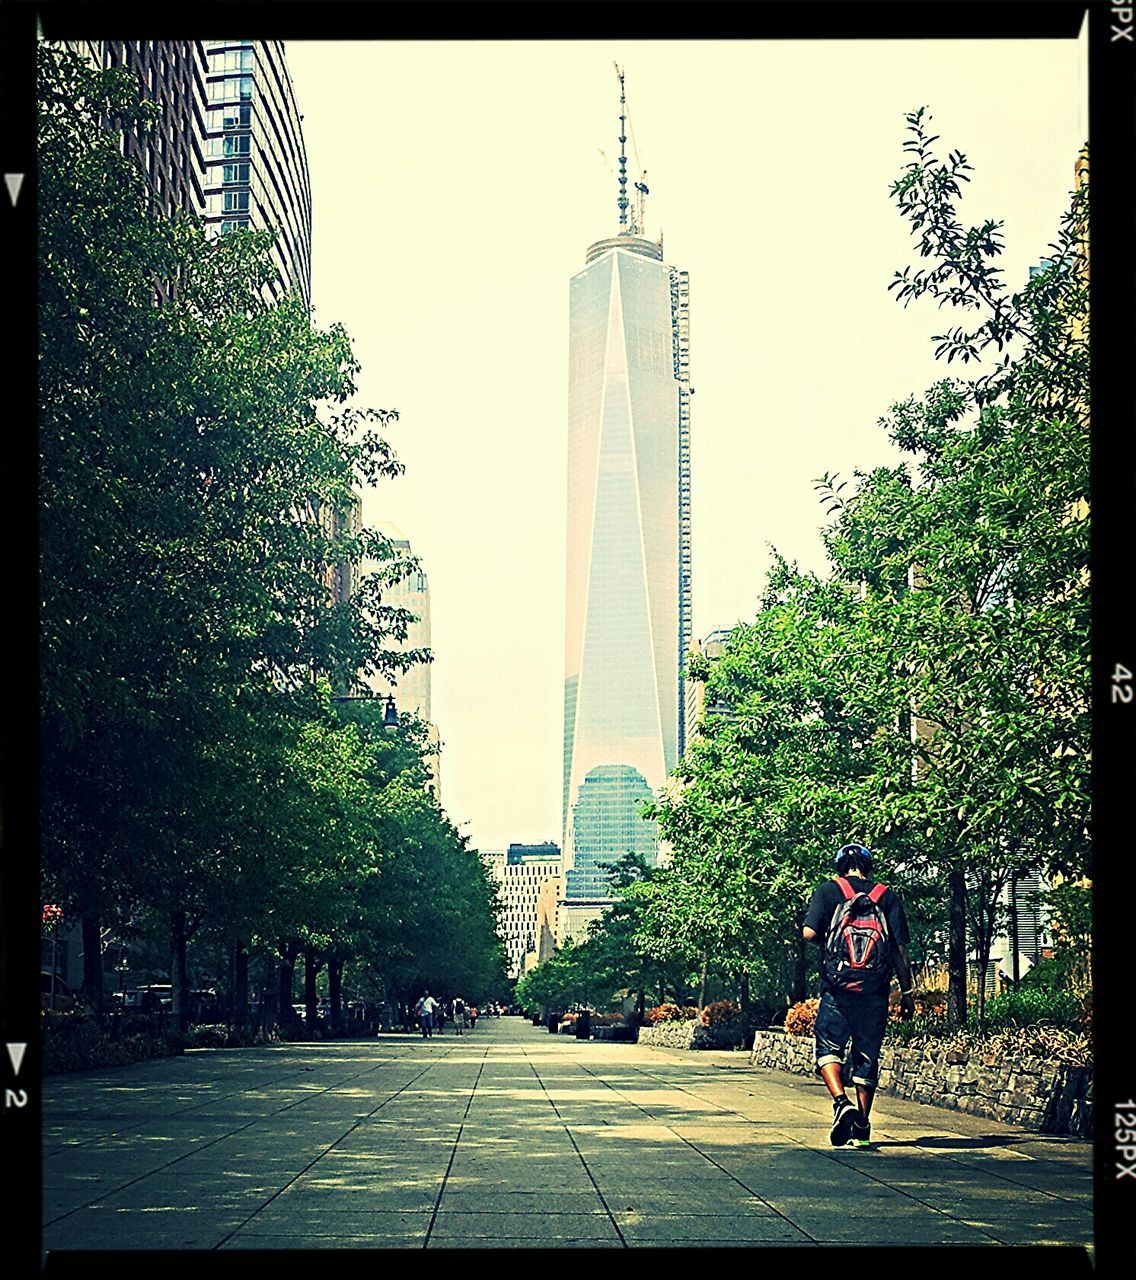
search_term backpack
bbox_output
[824,877,892,993]
[454,999,465,1015]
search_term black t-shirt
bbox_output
[803,875,910,996]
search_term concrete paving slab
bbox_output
[39,1016,1093,1258]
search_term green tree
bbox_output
[38,44,412,1024]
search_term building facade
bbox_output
[361,522,439,799]
[562,131,691,903]
[100,41,211,219]
[483,843,563,979]
[66,38,311,309]
[201,40,312,307]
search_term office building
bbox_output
[64,38,311,310]
[484,843,563,979]
[362,522,440,799]
[201,40,312,306]
[562,70,691,903]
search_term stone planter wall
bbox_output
[637,1020,698,1049]
[748,1030,1092,1138]
[636,1020,745,1050]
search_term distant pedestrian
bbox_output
[469,1004,478,1030]
[802,843,915,1148]
[453,996,468,1034]
[415,991,438,1038]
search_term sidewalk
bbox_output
[41,1015,1092,1254]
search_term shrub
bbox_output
[784,998,820,1037]
[41,1010,183,1074]
[1019,953,1089,996]
[888,987,947,1025]
[700,999,741,1028]
[644,1003,698,1025]
[183,1024,230,1049]
[974,987,1083,1032]
[888,1023,1092,1068]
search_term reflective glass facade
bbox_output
[202,40,312,306]
[563,234,691,896]
[565,765,657,898]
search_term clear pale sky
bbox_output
[284,35,1087,856]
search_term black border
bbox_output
[4,1,1130,1276]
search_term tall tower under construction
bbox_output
[561,67,692,924]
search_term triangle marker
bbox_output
[5,174,25,206]
[6,1042,27,1075]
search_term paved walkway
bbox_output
[41,1015,1092,1253]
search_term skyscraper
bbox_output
[562,69,692,903]
[66,39,312,309]
[202,40,312,306]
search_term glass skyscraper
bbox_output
[202,40,312,307]
[562,139,692,900]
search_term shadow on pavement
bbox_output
[876,1134,1034,1151]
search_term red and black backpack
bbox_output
[823,877,891,992]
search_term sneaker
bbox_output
[848,1115,872,1147]
[829,1097,859,1147]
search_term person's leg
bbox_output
[819,1061,847,1101]
[814,993,859,1145]
[814,993,852,1100]
[846,995,889,1137]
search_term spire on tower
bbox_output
[615,62,629,230]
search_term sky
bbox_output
[284,34,1088,857]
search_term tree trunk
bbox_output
[788,936,807,1005]
[261,953,278,1030]
[171,909,188,1036]
[303,944,322,1033]
[698,951,709,1008]
[1010,868,1020,991]
[232,940,249,1026]
[328,957,343,1034]
[278,940,300,1025]
[739,967,751,1014]
[947,868,968,1027]
[80,910,103,1017]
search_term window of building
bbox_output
[222,163,250,185]
[221,103,251,131]
[223,134,251,157]
[223,189,250,213]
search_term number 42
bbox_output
[1114,664,1133,704]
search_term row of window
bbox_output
[205,133,251,159]
[206,189,250,213]
[206,75,252,103]
[208,47,254,73]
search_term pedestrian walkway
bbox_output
[41,1015,1092,1254]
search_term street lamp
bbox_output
[332,690,399,730]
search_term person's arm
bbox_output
[894,943,916,1019]
[802,884,827,943]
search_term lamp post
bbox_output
[332,690,398,729]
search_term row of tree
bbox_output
[522,111,1090,1028]
[38,44,508,1031]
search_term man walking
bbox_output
[802,843,915,1148]
[415,991,438,1038]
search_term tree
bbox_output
[38,44,414,1023]
[646,110,1088,1029]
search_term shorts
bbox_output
[813,989,889,1089]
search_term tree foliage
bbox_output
[38,44,505,1024]
[573,111,1089,1026]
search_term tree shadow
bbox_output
[876,1135,1031,1150]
